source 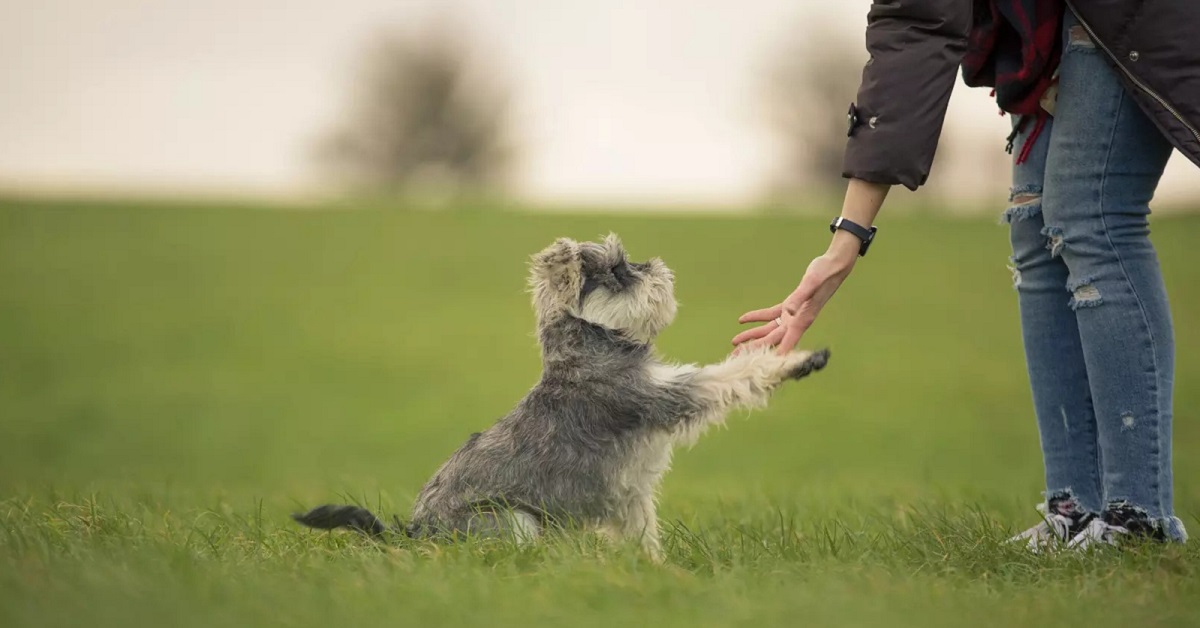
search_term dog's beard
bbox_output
[579,264,676,343]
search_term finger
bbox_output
[732,319,781,345]
[746,324,787,352]
[730,321,779,346]
[774,319,808,356]
[737,305,782,324]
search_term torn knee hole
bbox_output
[1041,226,1065,257]
[1047,235,1064,257]
[1006,257,1022,289]
[1068,283,1102,310]
[1007,186,1042,203]
[1002,193,1043,223]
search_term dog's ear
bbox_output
[528,237,583,321]
[601,232,625,259]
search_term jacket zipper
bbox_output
[1064,0,1200,144]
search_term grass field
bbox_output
[2,196,1199,627]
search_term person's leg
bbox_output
[1040,8,1185,542]
[1005,108,1105,530]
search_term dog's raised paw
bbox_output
[786,348,830,380]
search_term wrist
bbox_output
[829,214,876,257]
[828,179,886,261]
[826,230,861,268]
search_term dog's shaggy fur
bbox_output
[293,234,829,561]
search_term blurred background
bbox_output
[3,0,1196,212]
[2,0,1199,504]
[2,4,1199,625]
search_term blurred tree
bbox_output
[757,27,866,208]
[316,16,517,204]
[757,24,959,211]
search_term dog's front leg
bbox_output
[601,493,664,563]
[658,347,829,442]
[625,493,665,563]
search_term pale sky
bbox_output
[1,0,1196,208]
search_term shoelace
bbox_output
[1067,519,1129,550]
[1009,504,1082,552]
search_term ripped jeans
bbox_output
[1004,8,1186,541]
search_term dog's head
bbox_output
[528,233,676,342]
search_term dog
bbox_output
[293,234,829,561]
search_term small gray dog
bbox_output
[293,234,829,561]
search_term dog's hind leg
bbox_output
[459,508,542,545]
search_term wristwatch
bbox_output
[829,216,877,257]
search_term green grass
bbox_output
[2,196,1199,627]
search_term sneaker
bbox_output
[1066,501,1166,550]
[1009,496,1095,553]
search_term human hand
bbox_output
[732,178,888,356]
[730,231,861,356]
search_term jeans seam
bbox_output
[1085,398,1103,507]
[1094,86,1163,515]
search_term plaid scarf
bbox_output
[961,0,1064,164]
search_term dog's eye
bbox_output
[580,275,602,301]
[611,261,632,283]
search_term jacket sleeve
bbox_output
[842,0,972,191]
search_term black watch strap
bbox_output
[829,216,877,257]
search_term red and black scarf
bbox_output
[961,0,1064,164]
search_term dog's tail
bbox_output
[291,504,408,539]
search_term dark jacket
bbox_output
[842,0,1200,191]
